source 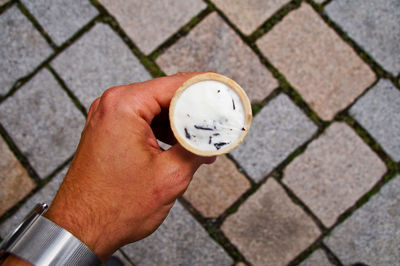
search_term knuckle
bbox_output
[89,97,100,110]
[101,87,120,102]
[98,86,126,112]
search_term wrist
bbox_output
[44,206,111,261]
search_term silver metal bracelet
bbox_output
[0,203,101,266]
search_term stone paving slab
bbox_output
[156,12,278,103]
[231,94,317,182]
[51,23,151,109]
[283,122,386,227]
[222,178,320,266]
[0,166,67,237]
[326,0,400,76]
[0,137,35,216]
[99,0,206,55]
[0,5,52,95]
[21,0,97,46]
[212,0,291,35]
[122,201,233,266]
[324,175,400,265]
[183,155,251,218]
[299,249,334,266]
[350,79,400,161]
[0,69,84,178]
[256,3,376,121]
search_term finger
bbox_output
[123,72,212,124]
[159,143,216,179]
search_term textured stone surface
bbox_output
[99,0,206,55]
[283,122,386,227]
[0,6,52,95]
[231,94,317,182]
[326,0,400,75]
[257,3,376,120]
[0,0,8,5]
[222,178,320,266]
[52,23,151,109]
[184,155,251,217]
[0,137,35,216]
[0,166,67,237]
[299,249,334,266]
[350,79,400,161]
[109,250,134,266]
[212,0,291,35]
[0,69,84,178]
[325,175,400,265]
[156,13,278,103]
[21,0,98,46]
[122,202,233,266]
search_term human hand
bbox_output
[44,72,216,261]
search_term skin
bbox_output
[3,72,215,265]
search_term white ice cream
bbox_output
[173,80,246,152]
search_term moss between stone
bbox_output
[17,2,57,49]
[249,0,303,42]
[47,65,88,117]
[0,0,14,15]
[148,7,212,62]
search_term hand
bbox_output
[43,72,216,261]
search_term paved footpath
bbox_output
[1,0,399,265]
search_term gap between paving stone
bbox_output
[90,0,165,78]
[47,66,87,117]
[0,15,100,103]
[0,156,72,224]
[17,1,57,49]
[306,0,398,86]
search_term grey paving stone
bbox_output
[0,137,35,216]
[0,166,68,238]
[122,201,233,266]
[256,3,376,121]
[222,178,320,266]
[0,69,84,178]
[212,0,291,35]
[0,6,52,95]
[299,249,334,266]
[156,12,278,103]
[0,0,8,6]
[324,175,400,265]
[98,0,206,55]
[52,23,151,109]
[350,79,400,161]
[283,122,386,227]
[21,0,98,46]
[326,0,400,75]
[231,94,317,182]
